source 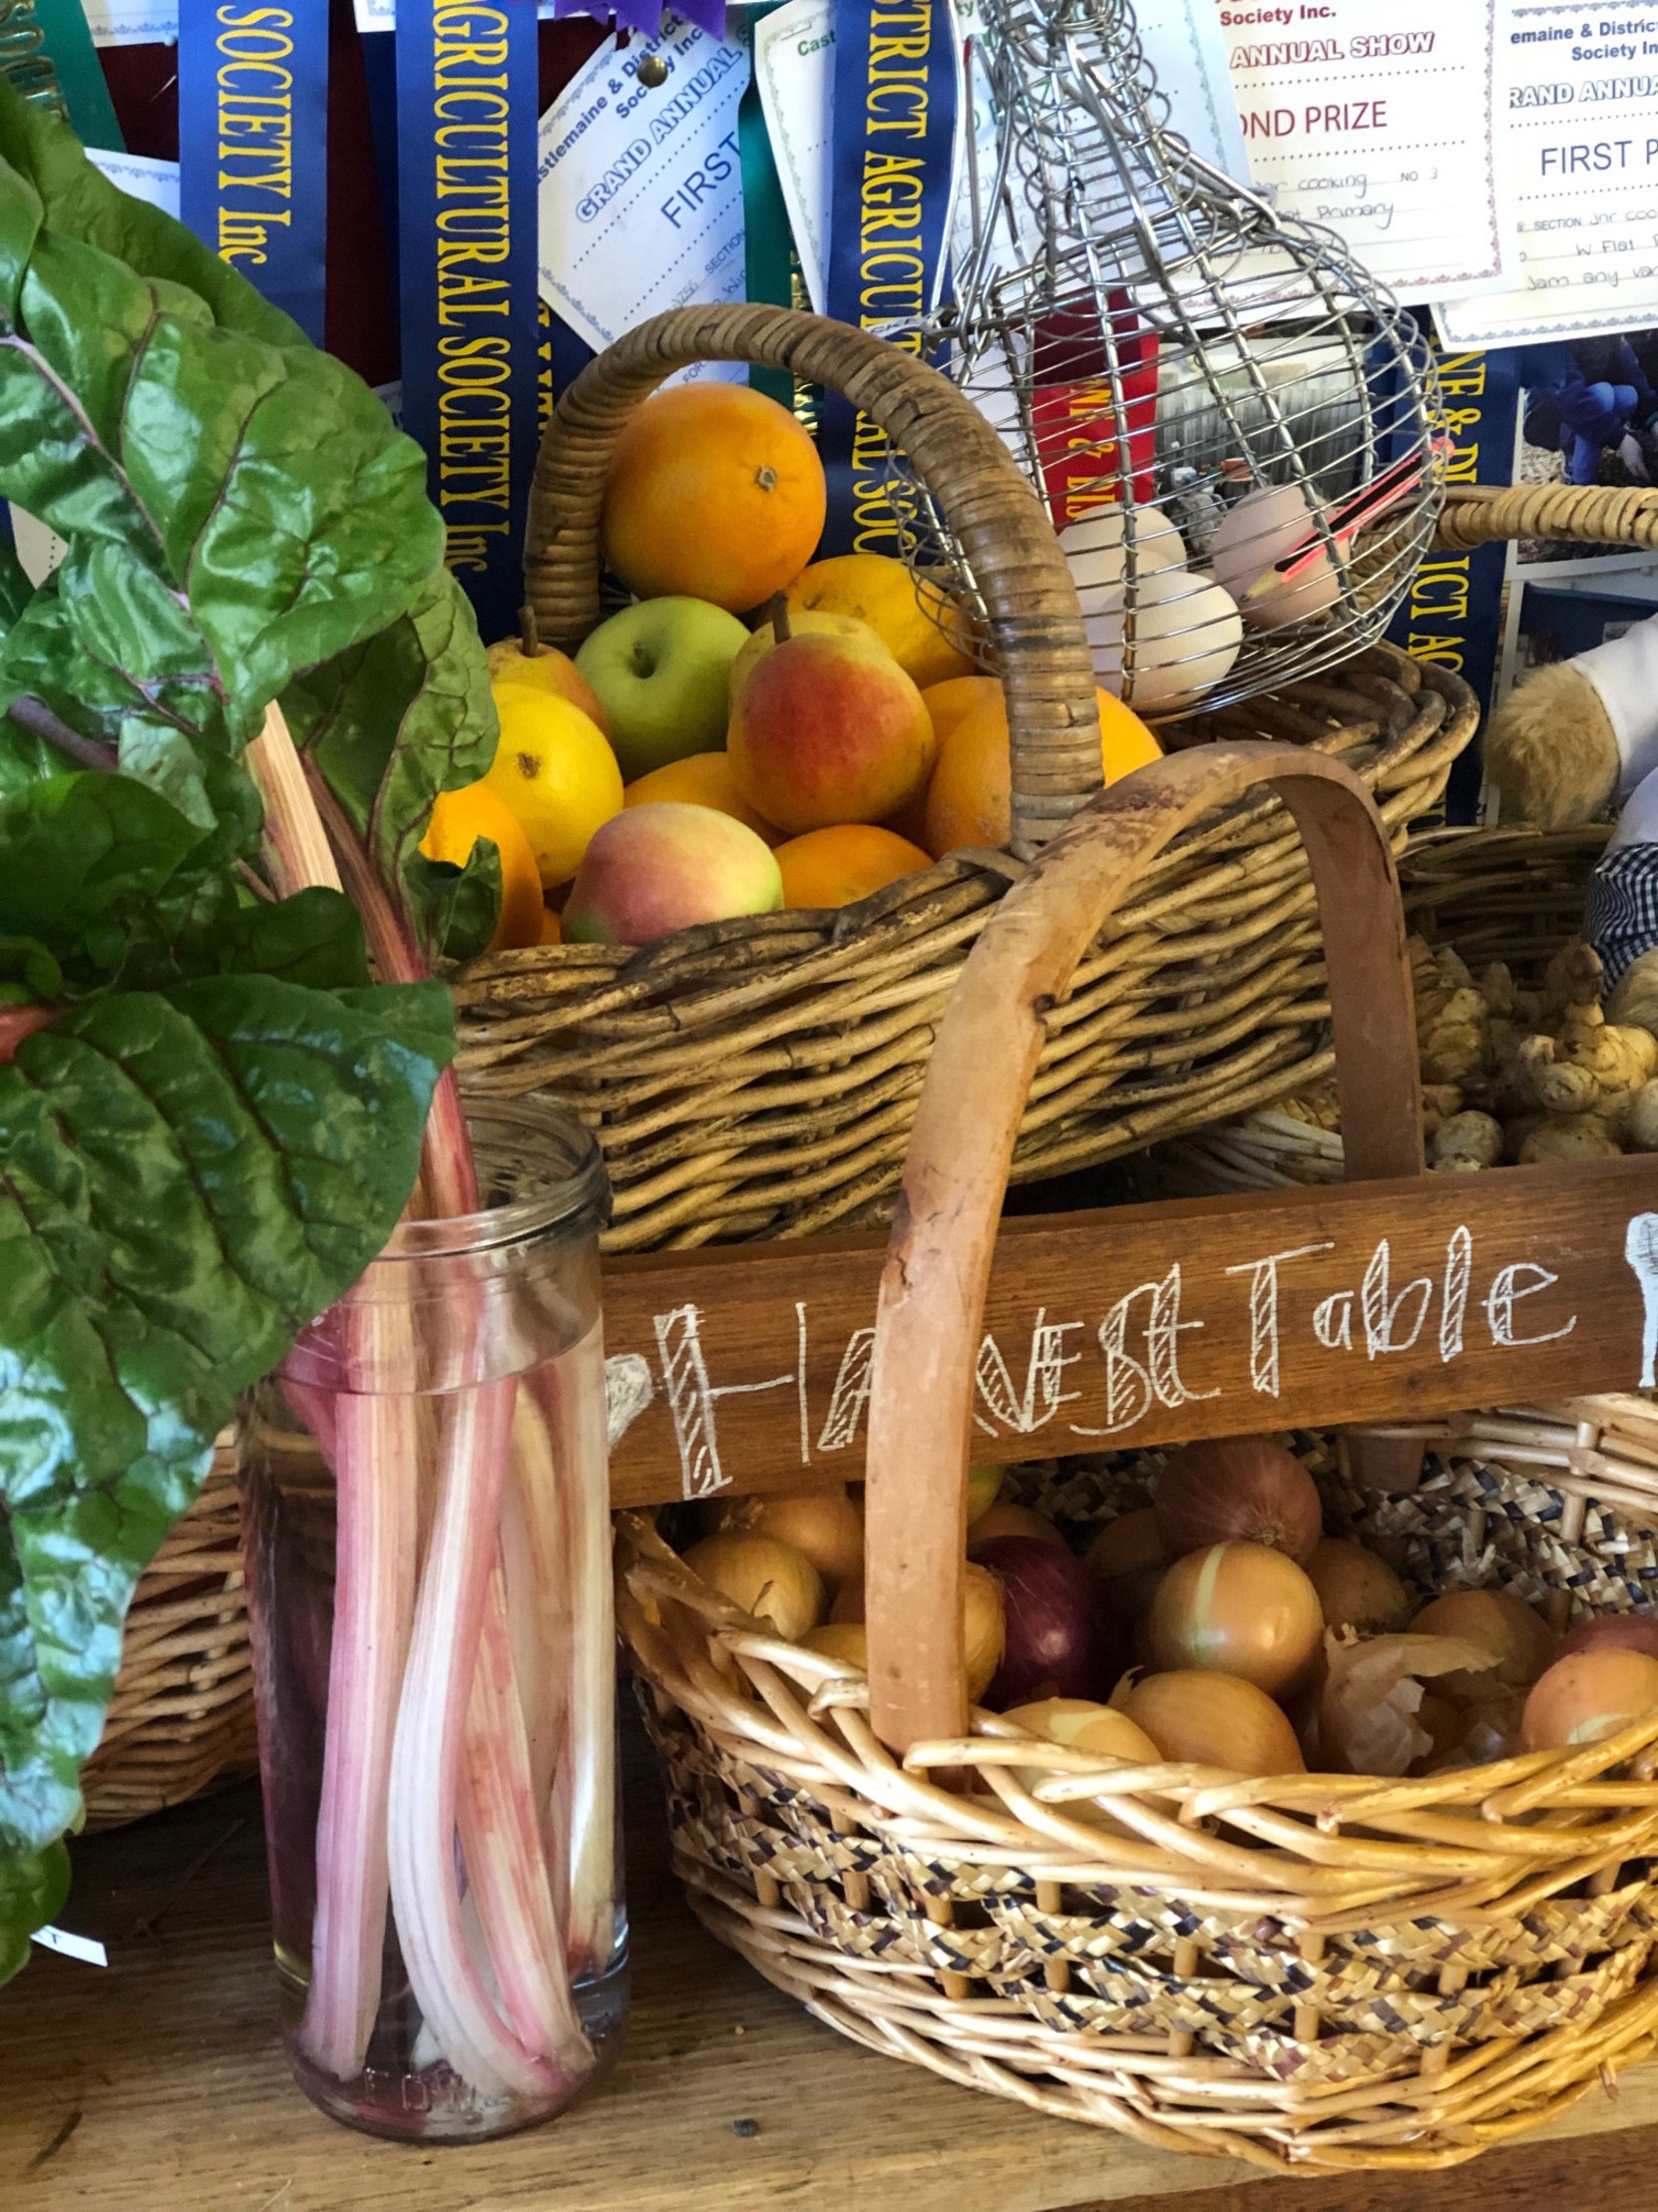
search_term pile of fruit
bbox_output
[418,381,1162,953]
[668,1438,1658,1787]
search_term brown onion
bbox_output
[1148,1541,1323,1696]
[968,1502,1065,1552]
[1123,1670,1305,1777]
[682,1532,825,1640]
[1002,1698,1161,1829]
[713,1485,864,1596]
[802,1622,867,1669]
[963,1560,1006,1702]
[1002,1696,1162,1763]
[1153,1437,1321,1563]
[1084,1508,1166,1639]
[1522,1648,1658,1751]
[828,1563,1003,1701]
[1305,1538,1412,1634]
[966,1462,1004,1524]
[1559,1613,1658,1663]
[1412,1590,1555,1688]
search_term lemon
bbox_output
[484,684,623,887]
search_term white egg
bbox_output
[1059,506,1185,618]
[1208,482,1343,632]
[1087,567,1243,711]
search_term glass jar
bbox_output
[240,1100,626,2141]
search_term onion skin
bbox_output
[681,1533,825,1640]
[1305,1538,1412,1634]
[963,1560,1006,1703]
[1522,1648,1658,1752]
[1412,1590,1556,1688]
[976,1536,1117,1708]
[802,1622,868,1669]
[1003,1697,1161,1764]
[828,1563,1004,1700]
[1153,1438,1321,1564]
[713,1486,863,1596]
[1123,1670,1305,1777]
[1559,1614,1658,1664]
[966,1463,1003,1525]
[968,1502,1066,1552]
[1148,1541,1324,1696]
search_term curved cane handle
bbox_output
[863,743,1422,1752]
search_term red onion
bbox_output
[1559,1612,1658,1663]
[1153,1437,1321,1563]
[974,1536,1117,1708]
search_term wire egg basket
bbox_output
[890,0,1446,722]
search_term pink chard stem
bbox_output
[249,709,594,2097]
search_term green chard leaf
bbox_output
[0,977,452,1923]
[284,568,503,954]
[0,83,509,1979]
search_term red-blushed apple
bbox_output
[561,801,784,947]
[575,597,749,780]
[727,627,937,834]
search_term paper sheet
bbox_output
[1439,0,1658,346]
[1219,0,1508,299]
[754,0,832,312]
[537,20,748,379]
[83,0,177,47]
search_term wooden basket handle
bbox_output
[523,303,1100,853]
[863,742,1423,1752]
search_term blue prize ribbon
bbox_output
[179,0,329,344]
[820,0,956,556]
[396,0,540,647]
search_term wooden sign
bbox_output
[601,1155,1658,1507]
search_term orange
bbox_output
[419,783,546,952]
[539,905,563,946]
[924,688,1162,857]
[601,383,826,614]
[623,752,783,845]
[774,824,933,909]
[921,674,1002,748]
[784,554,976,687]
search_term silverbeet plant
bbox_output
[0,83,515,1988]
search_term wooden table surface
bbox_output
[2,1712,1653,2212]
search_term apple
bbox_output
[485,637,611,733]
[562,801,783,947]
[575,596,749,781]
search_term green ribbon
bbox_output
[33,0,122,149]
[737,2,798,410]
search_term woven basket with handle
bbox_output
[455,302,1474,1253]
[618,742,1658,2172]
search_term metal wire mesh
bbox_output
[888,0,1445,720]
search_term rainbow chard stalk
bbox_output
[250,709,595,2100]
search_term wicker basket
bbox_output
[455,302,1475,1253]
[1152,823,1614,1197]
[618,743,1658,2172]
[80,1431,256,1830]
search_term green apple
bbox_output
[575,597,749,781]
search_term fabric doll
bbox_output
[1485,615,1658,1029]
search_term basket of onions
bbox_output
[616,746,1658,2174]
